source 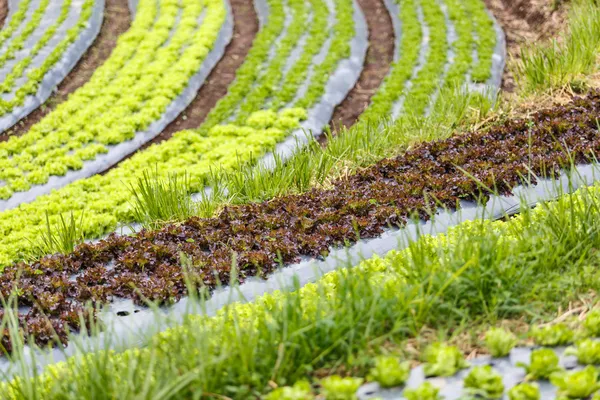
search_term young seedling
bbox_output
[265,380,315,400]
[319,376,363,400]
[422,343,470,377]
[550,365,600,399]
[485,327,518,357]
[565,339,600,365]
[529,323,574,346]
[403,382,442,400]
[368,356,411,388]
[517,348,562,380]
[463,365,505,399]
[508,382,541,400]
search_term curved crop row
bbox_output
[0,0,357,267]
[361,0,496,122]
[1,90,599,345]
[0,0,226,199]
[0,0,98,122]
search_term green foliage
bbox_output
[583,310,600,337]
[551,365,600,399]
[565,339,600,365]
[265,381,314,400]
[508,382,541,400]
[319,376,363,400]
[26,211,84,260]
[403,382,442,400]
[484,327,518,357]
[463,365,504,399]
[367,356,410,388]
[517,348,562,380]
[422,343,469,377]
[530,324,574,346]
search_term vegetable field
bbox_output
[0,0,599,398]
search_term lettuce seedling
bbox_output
[583,310,600,337]
[508,382,540,400]
[320,375,363,400]
[517,348,562,380]
[463,365,505,399]
[485,327,518,357]
[529,323,574,346]
[565,339,600,365]
[265,380,315,400]
[403,382,442,400]
[550,365,600,399]
[368,356,410,388]
[422,343,470,377]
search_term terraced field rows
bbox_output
[0,0,103,132]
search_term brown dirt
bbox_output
[0,0,131,140]
[131,0,259,150]
[328,0,395,132]
[484,0,569,92]
[0,0,7,29]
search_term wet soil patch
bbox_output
[0,0,131,141]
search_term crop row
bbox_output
[0,0,226,198]
[1,90,599,346]
[0,0,98,122]
[0,0,357,267]
[5,159,600,397]
[360,0,496,122]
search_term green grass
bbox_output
[25,211,84,260]
[515,0,600,93]
[4,177,600,398]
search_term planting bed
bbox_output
[3,90,600,347]
[0,0,104,133]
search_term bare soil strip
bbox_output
[328,0,395,132]
[0,0,131,141]
[0,0,7,29]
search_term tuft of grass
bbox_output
[127,169,196,229]
[25,211,84,260]
[515,0,600,93]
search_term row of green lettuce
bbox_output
[0,0,225,196]
[4,177,600,398]
[0,0,355,266]
[0,0,496,267]
[0,0,96,116]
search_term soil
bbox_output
[0,0,7,29]
[0,0,131,140]
[131,0,259,150]
[484,0,568,92]
[328,0,395,132]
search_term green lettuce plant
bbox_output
[422,343,470,377]
[529,323,574,346]
[319,376,363,400]
[265,380,314,400]
[583,310,600,337]
[403,382,442,400]
[368,356,410,388]
[565,339,600,365]
[463,365,504,399]
[517,348,562,380]
[550,365,600,399]
[508,382,540,400]
[484,327,518,357]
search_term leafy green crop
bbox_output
[319,376,363,400]
[367,356,410,388]
[565,339,600,365]
[530,323,574,346]
[423,343,469,377]
[484,327,518,357]
[508,382,540,400]
[517,348,562,380]
[463,365,504,399]
[551,365,600,399]
[583,310,600,337]
[265,381,314,400]
[404,382,442,400]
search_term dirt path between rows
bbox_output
[329,0,395,132]
[0,0,131,140]
[0,0,7,29]
[484,0,568,92]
